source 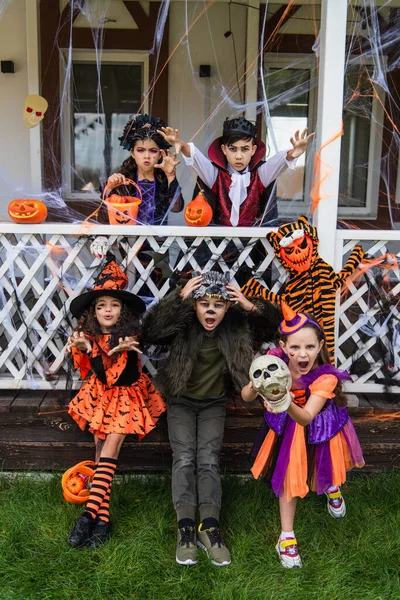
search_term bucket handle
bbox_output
[102,177,143,204]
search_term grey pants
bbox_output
[167,396,227,522]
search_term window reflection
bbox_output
[71,63,143,192]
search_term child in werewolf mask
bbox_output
[66,258,165,550]
[141,270,280,568]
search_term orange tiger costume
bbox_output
[241,216,364,361]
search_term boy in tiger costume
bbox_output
[241,216,365,361]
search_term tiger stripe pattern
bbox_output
[241,216,364,361]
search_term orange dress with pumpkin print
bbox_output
[68,335,166,440]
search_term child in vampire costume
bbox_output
[159,117,313,226]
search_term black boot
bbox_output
[67,514,94,548]
[87,519,112,549]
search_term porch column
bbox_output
[312,0,348,264]
[244,0,260,123]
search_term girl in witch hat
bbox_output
[66,257,166,549]
[242,302,364,569]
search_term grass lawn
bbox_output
[0,471,399,600]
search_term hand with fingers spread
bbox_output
[157,127,191,158]
[107,172,129,188]
[180,275,203,300]
[226,283,257,312]
[67,331,92,354]
[286,128,315,161]
[154,148,181,180]
[108,336,143,356]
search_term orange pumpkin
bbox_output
[62,460,95,504]
[8,199,48,224]
[184,191,213,227]
[279,234,313,273]
[65,475,85,495]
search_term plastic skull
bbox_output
[23,94,48,128]
[249,354,292,413]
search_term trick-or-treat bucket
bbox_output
[61,460,95,504]
[103,178,142,225]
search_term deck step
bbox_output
[0,391,399,472]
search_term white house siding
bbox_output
[0,0,30,220]
[167,1,248,220]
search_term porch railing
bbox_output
[0,224,399,392]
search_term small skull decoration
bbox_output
[249,355,292,413]
[90,236,109,260]
[23,94,48,128]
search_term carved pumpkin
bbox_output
[103,179,142,225]
[65,475,85,495]
[8,199,48,224]
[279,234,313,273]
[184,191,213,227]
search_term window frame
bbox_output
[262,53,385,219]
[60,49,149,200]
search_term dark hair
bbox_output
[119,114,170,151]
[74,302,140,350]
[278,314,347,407]
[221,133,255,147]
[119,154,166,185]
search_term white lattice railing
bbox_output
[0,224,399,392]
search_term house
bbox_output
[0,0,399,470]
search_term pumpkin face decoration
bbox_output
[8,199,48,224]
[106,195,142,225]
[184,192,213,227]
[104,178,142,225]
[279,233,313,273]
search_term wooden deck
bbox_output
[0,390,399,472]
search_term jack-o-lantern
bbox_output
[184,191,213,227]
[279,233,313,273]
[103,179,142,225]
[8,199,48,224]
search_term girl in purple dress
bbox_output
[107,114,183,224]
[242,303,364,569]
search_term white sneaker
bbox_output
[275,537,302,568]
[325,486,346,518]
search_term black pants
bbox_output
[167,396,227,522]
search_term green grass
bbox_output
[0,472,399,600]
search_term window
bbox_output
[263,55,317,217]
[61,51,149,198]
[263,54,384,219]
